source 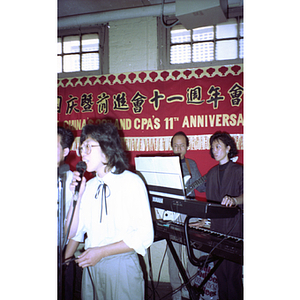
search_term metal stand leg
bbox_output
[57,172,67,300]
[166,239,200,300]
[196,258,223,296]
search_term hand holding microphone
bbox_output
[71,161,87,201]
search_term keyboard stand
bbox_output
[165,216,225,300]
[166,239,200,300]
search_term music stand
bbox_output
[135,156,203,300]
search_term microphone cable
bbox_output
[62,257,97,300]
[159,271,199,300]
[87,266,97,300]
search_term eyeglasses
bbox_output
[76,144,100,156]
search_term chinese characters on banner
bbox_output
[58,65,243,198]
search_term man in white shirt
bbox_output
[65,123,154,300]
[57,126,74,221]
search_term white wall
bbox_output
[145,240,170,283]
[109,16,158,74]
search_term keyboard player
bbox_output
[192,131,243,300]
[167,131,206,300]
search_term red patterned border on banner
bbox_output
[58,65,243,88]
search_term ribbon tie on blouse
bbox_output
[95,179,110,223]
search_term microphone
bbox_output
[74,161,87,201]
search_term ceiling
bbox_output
[58,0,243,19]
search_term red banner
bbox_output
[58,65,243,198]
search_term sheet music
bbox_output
[135,156,186,221]
[135,156,185,195]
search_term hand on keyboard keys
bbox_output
[189,218,210,229]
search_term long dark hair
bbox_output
[80,123,128,174]
[209,131,238,159]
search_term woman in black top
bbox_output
[204,131,243,300]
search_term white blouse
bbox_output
[73,169,154,256]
